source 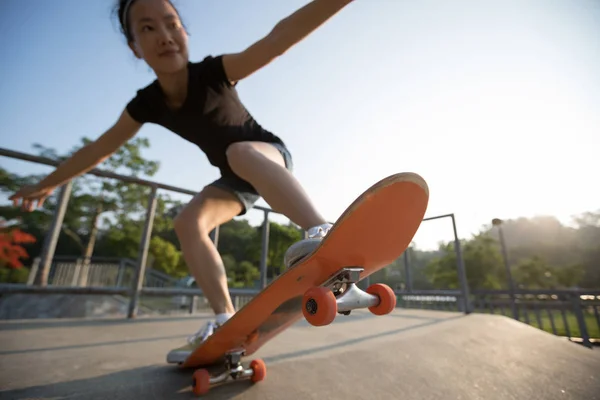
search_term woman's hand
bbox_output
[9,184,57,211]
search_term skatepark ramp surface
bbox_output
[1,309,599,399]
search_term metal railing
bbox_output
[2,147,598,349]
[0,148,277,317]
[26,255,176,288]
[0,147,470,318]
[395,289,600,348]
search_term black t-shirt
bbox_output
[126,55,286,176]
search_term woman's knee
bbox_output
[173,196,215,238]
[173,206,214,238]
[173,186,242,238]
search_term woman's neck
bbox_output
[156,66,189,109]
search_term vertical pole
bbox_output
[404,250,413,291]
[36,181,73,286]
[27,257,40,285]
[497,224,519,320]
[209,225,219,248]
[116,259,125,287]
[71,258,82,286]
[260,210,270,289]
[451,214,472,313]
[570,293,592,348]
[127,186,158,319]
[188,296,197,315]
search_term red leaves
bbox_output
[0,221,36,269]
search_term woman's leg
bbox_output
[226,141,327,231]
[173,185,243,316]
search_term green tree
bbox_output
[147,236,186,277]
[513,256,555,289]
[0,139,186,280]
[217,219,260,262]
[230,261,260,288]
[262,222,302,276]
[425,234,505,290]
[572,210,600,288]
[553,264,585,288]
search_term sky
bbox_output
[1,0,599,251]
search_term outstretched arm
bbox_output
[222,0,353,83]
[9,109,141,211]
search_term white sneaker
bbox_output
[306,223,333,239]
[283,223,333,268]
[166,314,232,363]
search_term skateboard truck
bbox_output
[320,267,377,315]
[191,350,266,396]
[302,267,397,326]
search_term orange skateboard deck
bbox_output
[184,172,429,396]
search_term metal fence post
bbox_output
[27,257,40,285]
[127,186,158,319]
[451,214,472,313]
[209,225,219,248]
[36,181,73,286]
[260,210,270,289]
[116,259,125,287]
[493,220,519,321]
[570,293,592,348]
[404,250,412,292]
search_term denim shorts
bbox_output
[209,142,293,215]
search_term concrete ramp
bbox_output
[1,309,598,399]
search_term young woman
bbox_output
[9,0,353,362]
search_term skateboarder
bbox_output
[9,0,354,362]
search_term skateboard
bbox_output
[182,172,429,396]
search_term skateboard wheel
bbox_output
[192,369,211,396]
[250,359,267,383]
[366,283,396,315]
[302,287,337,326]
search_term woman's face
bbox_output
[127,0,189,74]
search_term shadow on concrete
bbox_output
[0,334,188,356]
[387,312,460,321]
[0,310,461,357]
[0,364,253,400]
[0,307,456,333]
[0,314,211,331]
[264,313,466,364]
[0,313,466,400]
[292,308,460,329]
